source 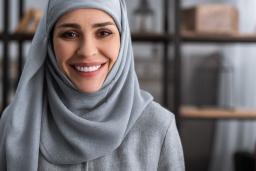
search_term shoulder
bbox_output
[0,108,11,151]
[133,101,176,137]
[0,105,15,147]
[0,108,11,168]
[0,109,11,137]
[143,101,174,120]
[143,101,175,126]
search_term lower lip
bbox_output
[72,64,106,78]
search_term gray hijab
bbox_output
[0,0,153,170]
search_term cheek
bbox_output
[104,39,120,66]
[53,40,75,67]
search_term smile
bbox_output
[74,65,101,73]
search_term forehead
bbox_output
[56,8,115,25]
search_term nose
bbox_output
[76,35,98,58]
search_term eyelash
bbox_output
[59,29,113,40]
[97,29,113,38]
[60,31,78,39]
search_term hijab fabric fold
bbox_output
[0,0,153,170]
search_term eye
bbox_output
[96,29,113,38]
[60,31,79,39]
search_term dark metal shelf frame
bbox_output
[1,0,25,114]
[0,33,34,41]
[2,0,10,110]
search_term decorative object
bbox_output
[132,0,155,33]
[15,8,42,33]
[181,4,239,35]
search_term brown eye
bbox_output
[61,31,79,39]
[97,29,113,38]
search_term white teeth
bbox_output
[75,65,101,72]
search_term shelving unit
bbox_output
[178,1,256,171]
[175,2,256,120]
[2,0,256,120]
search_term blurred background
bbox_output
[1,0,256,171]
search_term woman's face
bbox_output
[53,9,120,93]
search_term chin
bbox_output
[71,78,104,94]
[77,86,102,93]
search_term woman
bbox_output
[0,0,184,170]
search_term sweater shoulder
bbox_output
[134,101,176,134]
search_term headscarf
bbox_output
[0,0,153,170]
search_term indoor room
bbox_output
[0,0,256,171]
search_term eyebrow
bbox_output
[57,22,115,29]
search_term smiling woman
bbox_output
[53,9,120,93]
[0,0,184,171]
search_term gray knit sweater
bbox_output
[38,101,185,171]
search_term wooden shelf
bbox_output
[180,106,256,119]
[1,32,256,43]
[131,31,256,43]
[182,31,256,43]
[0,32,173,42]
